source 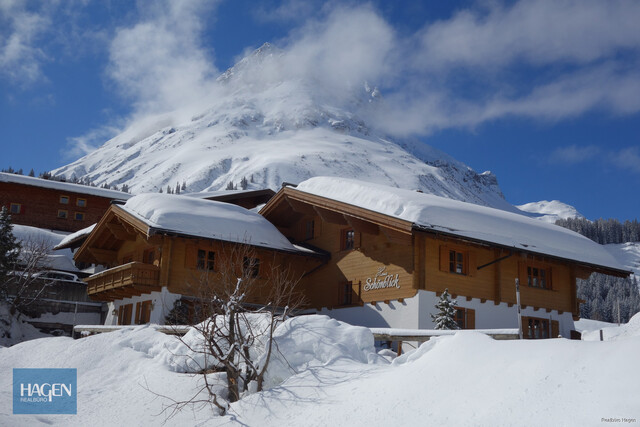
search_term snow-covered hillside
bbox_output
[53,44,512,211]
[605,242,640,277]
[516,199,584,223]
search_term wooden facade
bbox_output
[0,173,130,232]
[75,204,323,314]
[260,187,629,334]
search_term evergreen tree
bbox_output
[175,182,181,194]
[181,181,186,191]
[226,181,234,190]
[0,207,21,300]
[240,176,248,190]
[28,169,35,177]
[431,288,460,330]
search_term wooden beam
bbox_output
[88,248,117,264]
[286,197,317,216]
[344,215,379,235]
[381,228,412,245]
[313,206,348,225]
[106,222,137,241]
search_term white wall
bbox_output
[318,296,421,329]
[104,287,182,325]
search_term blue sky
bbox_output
[1,0,639,221]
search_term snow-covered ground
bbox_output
[1,314,639,426]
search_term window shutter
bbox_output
[518,261,527,285]
[467,251,477,276]
[354,231,361,249]
[547,267,553,290]
[439,246,449,272]
[135,302,142,324]
[185,245,197,267]
[551,320,559,338]
[466,308,475,329]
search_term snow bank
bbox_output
[582,312,640,341]
[121,193,301,252]
[0,303,49,347]
[295,177,627,272]
[261,315,386,389]
[11,224,78,272]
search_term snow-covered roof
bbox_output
[0,172,132,200]
[295,177,629,273]
[54,224,96,250]
[120,193,303,253]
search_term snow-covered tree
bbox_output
[0,207,20,299]
[240,176,248,190]
[431,288,459,330]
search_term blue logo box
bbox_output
[13,368,77,414]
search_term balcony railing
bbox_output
[86,262,160,301]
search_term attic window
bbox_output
[449,250,467,275]
[341,229,355,251]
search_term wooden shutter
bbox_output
[118,305,124,325]
[551,320,559,338]
[439,246,449,272]
[466,308,476,329]
[547,267,553,290]
[467,251,477,276]
[135,302,142,324]
[185,245,197,267]
[518,261,527,285]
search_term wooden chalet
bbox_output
[260,177,631,339]
[73,193,323,326]
[0,172,131,232]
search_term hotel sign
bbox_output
[364,266,400,291]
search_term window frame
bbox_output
[526,265,551,290]
[304,219,315,241]
[243,256,260,278]
[522,316,558,339]
[341,228,355,251]
[73,212,85,221]
[449,249,467,275]
[9,203,21,214]
[196,249,215,271]
[76,198,87,207]
[57,209,68,219]
[59,195,69,205]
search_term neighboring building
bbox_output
[260,177,631,339]
[185,189,275,210]
[0,172,131,232]
[73,194,323,325]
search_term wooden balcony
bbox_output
[86,262,161,302]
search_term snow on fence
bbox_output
[370,328,521,342]
[73,324,191,338]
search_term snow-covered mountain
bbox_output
[516,200,584,223]
[53,43,515,212]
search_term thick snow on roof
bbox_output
[122,193,299,252]
[0,172,131,200]
[295,177,627,272]
[54,224,96,250]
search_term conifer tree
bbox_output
[0,207,20,300]
[431,288,460,330]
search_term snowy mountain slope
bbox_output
[53,44,513,212]
[605,242,640,277]
[516,199,584,223]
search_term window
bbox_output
[243,256,260,278]
[527,266,551,289]
[197,250,215,271]
[57,210,68,219]
[341,229,355,251]
[135,300,153,324]
[522,316,559,339]
[76,198,87,207]
[59,195,69,204]
[9,203,21,214]
[449,250,466,275]
[74,212,84,221]
[305,220,315,240]
[454,307,476,329]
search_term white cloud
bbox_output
[106,0,221,115]
[549,145,601,165]
[0,1,51,85]
[609,147,640,174]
